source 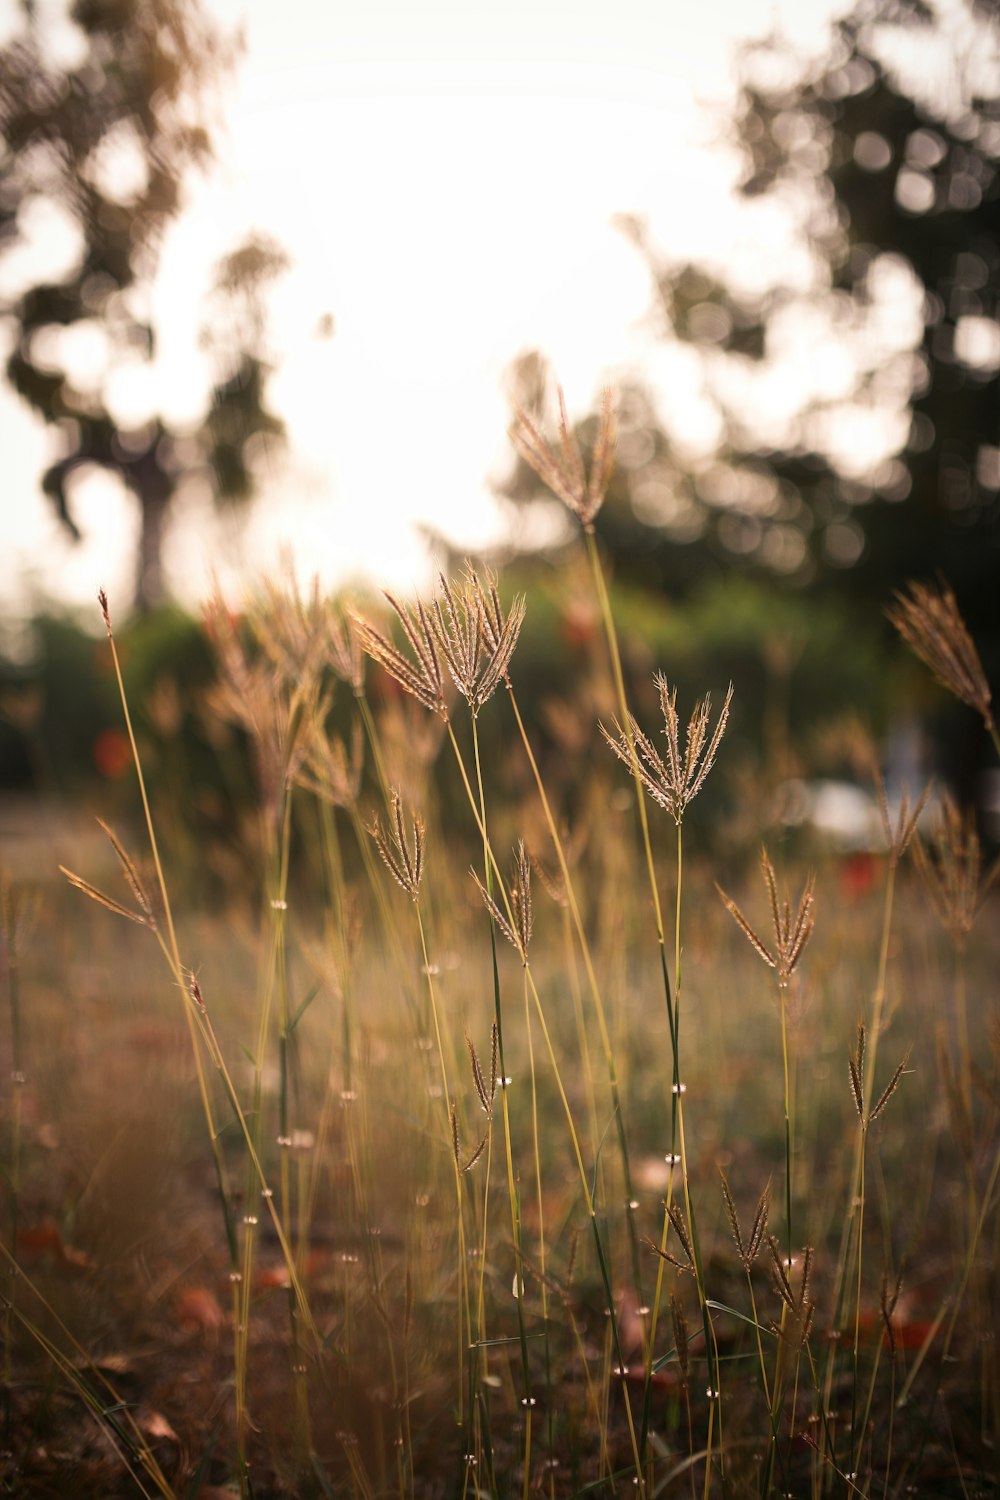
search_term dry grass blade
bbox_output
[888,579,993,731]
[670,1294,690,1387]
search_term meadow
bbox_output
[1,406,998,1499]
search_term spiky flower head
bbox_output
[510,386,617,533]
[603,675,733,825]
[912,791,996,944]
[431,569,525,715]
[367,789,425,900]
[888,580,993,734]
[717,848,815,986]
[355,593,448,718]
[472,841,533,963]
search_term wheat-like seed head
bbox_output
[718,848,815,985]
[367,789,425,900]
[602,676,733,825]
[888,580,993,732]
[471,843,533,964]
[913,791,996,943]
[431,569,525,715]
[355,593,448,718]
[720,1172,769,1272]
[204,596,316,823]
[510,386,616,532]
[876,774,932,869]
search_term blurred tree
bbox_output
[503,0,1000,633]
[0,0,287,610]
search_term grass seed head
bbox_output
[888,579,993,731]
[602,676,733,825]
[510,385,616,533]
[367,790,425,900]
[355,594,448,718]
[913,792,993,943]
[718,848,815,985]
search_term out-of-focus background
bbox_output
[1,0,997,837]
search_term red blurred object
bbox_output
[17,1220,93,1270]
[93,727,132,779]
[839,851,879,903]
[176,1286,225,1331]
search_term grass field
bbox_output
[1,424,998,1498]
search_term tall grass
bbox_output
[1,433,997,1497]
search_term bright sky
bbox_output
[0,0,850,624]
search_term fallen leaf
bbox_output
[175,1286,225,1332]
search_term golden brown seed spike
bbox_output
[849,1025,865,1121]
[644,1237,692,1275]
[98,587,112,637]
[462,1134,488,1173]
[489,1022,498,1106]
[354,597,447,718]
[720,1172,746,1264]
[868,1049,910,1125]
[450,1102,461,1169]
[747,1186,769,1264]
[888,580,993,730]
[512,841,533,958]
[665,1201,694,1269]
[716,883,777,971]
[470,869,521,956]
[59,867,148,927]
[767,1235,795,1310]
[467,1033,490,1116]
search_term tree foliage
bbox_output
[504,0,1000,632]
[0,0,287,609]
